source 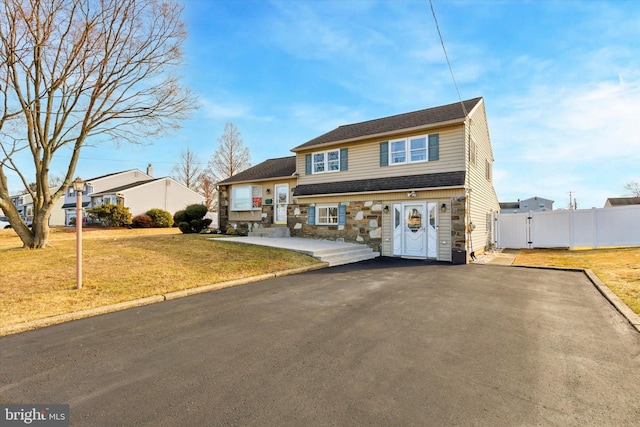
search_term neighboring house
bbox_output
[62,169,153,225]
[218,97,500,264]
[9,188,66,226]
[89,177,205,218]
[499,196,554,214]
[604,197,640,208]
[62,165,204,225]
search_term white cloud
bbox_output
[200,98,274,123]
[287,103,366,136]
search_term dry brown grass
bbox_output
[0,227,319,329]
[513,247,640,315]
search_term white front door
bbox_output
[403,203,427,258]
[393,202,437,259]
[274,184,288,224]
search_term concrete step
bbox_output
[248,226,290,238]
[313,246,380,267]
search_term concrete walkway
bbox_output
[475,248,519,265]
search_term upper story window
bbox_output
[231,185,262,211]
[386,134,437,166]
[305,148,348,175]
[485,159,492,181]
[313,149,340,173]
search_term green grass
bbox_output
[0,228,319,330]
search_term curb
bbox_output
[503,264,640,334]
[0,263,328,337]
[583,269,640,334]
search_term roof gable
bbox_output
[292,97,482,151]
[606,197,640,206]
[91,179,156,195]
[218,156,296,185]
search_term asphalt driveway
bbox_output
[1,259,639,426]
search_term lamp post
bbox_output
[73,177,86,290]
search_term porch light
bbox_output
[383,205,390,213]
[441,203,447,212]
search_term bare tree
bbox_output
[207,122,250,181]
[624,181,640,197]
[0,0,196,248]
[172,148,203,190]
[197,172,217,211]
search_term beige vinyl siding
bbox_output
[295,188,464,205]
[464,100,500,255]
[297,125,466,186]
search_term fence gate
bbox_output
[496,205,640,249]
[495,213,530,249]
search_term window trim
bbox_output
[388,133,436,165]
[312,149,341,174]
[230,185,262,211]
[316,205,339,225]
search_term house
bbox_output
[604,197,640,208]
[89,177,205,218]
[218,156,297,232]
[499,196,554,214]
[10,188,66,226]
[218,97,500,264]
[63,166,204,225]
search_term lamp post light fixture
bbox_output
[73,177,86,290]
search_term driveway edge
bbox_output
[583,268,640,333]
[0,263,328,337]
[507,264,640,334]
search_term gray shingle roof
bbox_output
[499,202,520,209]
[218,156,297,185]
[293,171,465,197]
[293,98,482,151]
[606,197,640,206]
[92,179,156,196]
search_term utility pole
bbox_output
[568,191,577,210]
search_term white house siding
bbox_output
[62,170,153,224]
[296,125,466,185]
[122,178,204,217]
[464,100,500,256]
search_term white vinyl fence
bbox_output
[496,205,640,249]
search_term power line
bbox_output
[429,0,468,117]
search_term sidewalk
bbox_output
[474,248,519,265]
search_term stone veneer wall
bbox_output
[450,197,467,252]
[289,201,383,252]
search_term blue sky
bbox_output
[10,0,640,209]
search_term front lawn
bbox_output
[0,228,319,331]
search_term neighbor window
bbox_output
[313,149,340,173]
[231,185,262,211]
[316,205,338,225]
